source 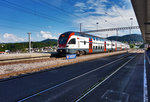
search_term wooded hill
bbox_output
[0,39,57,52]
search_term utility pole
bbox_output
[28,32,31,53]
[80,23,82,32]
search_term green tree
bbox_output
[130,44,135,48]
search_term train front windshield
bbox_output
[58,32,70,44]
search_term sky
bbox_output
[0,0,141,43]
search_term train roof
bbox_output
[64,31,109,40]
[62,31,129,45]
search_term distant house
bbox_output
[5,50,10,53]
[0,52,5,54]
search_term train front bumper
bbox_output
[57,49,69,54]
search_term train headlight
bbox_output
[66,49,69,53]
[60,50,62,52]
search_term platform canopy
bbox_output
[131,0,150,43]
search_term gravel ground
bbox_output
[0,59,66,75]
[0,53,52,61]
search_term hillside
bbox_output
[0,39,57,52]
[41,39,57,43]
[107,34,143,42]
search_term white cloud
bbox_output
[75,2,86,8]
[74,0,140,37]
[74,0,107,14]
[40,31,57,39]
[0,33,24,43]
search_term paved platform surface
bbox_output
[77,53,144,102]
[146,50,150,101]
[0,53,144,102]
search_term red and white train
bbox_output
[57,31,129,55]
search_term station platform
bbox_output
[145,50,150,101]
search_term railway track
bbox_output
[0,51,126,66]
[0,51,130,80]
[0,57,65,66]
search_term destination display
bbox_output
[66,54,76,59]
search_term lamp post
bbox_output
[27,32,31,53]
[130,18,133,34]
[116,30,119,41]
[80,23,82,32]
[96,22,99,31]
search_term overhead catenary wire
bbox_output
[109,1,130,27]
[108,1,140,35]
[37,0,124,32]
[31,0,88,30]
[37,0,80,18]
[103,13,123,35]
[34,0,89,23]
[0,0,71,26]
[0,24,39,32]
[30,0,70,18]
[0,17,45,29]
[64,0,120,29]
[0,0,137,35]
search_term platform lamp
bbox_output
[80,23,82,32]
[96,22,99,31]
[130,18,133,34]
[27,32,31,53]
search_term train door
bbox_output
[104,41,107,52]
[115,42,117,51]
[89,38,93,53]
[121,44,122,50]
[111,41,112,51]
[77,37,80,48]
[78,41,80,48]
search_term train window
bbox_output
[84,35,88,38]
[96,38,99,41]
[93,37,95,40]
[80,34,84,37]
[59,33,70,44]
[68,38,76,44]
